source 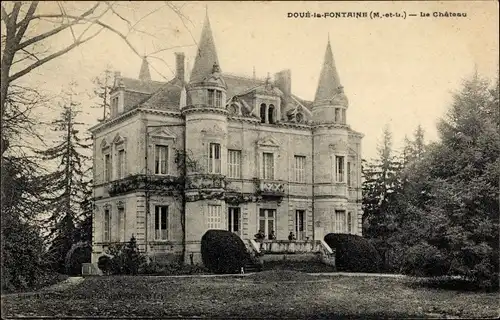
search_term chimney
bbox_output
[274,69,291,98]
[175,52,185,82]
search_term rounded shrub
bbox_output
[324,233,382,273]
[97,255,112,275]
[201,229,250,274]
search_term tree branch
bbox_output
[9,28,104,83]
[18,2,100,50]
[14,1,38,44]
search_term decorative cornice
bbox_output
[89,108,140,134]
[181,105,228,116]
[89,108,184,135]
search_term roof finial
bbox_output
[205,4,208,17]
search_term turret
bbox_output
[312,37,352,239]
[182,12,229,264]
[138,56,152,81]
[312,38,348,125]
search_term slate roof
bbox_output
[121,77,165,94]
[141,78,184,110]
[314,39,342,103]
[190,14,220,83]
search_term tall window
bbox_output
[103,209,111,242]
[104,154,112,182]
[347,212,353,234]
[342,109,346,124]
[335,156,345,183]
[259,209,276,236]
[207,205,222,229]
[117,149,126,179]
[335,210,345,233]
[262,152,274,180]
[335,108,340,123]
[155,206,168,240]
[294,155,306,182]
[111,97,118,115]
[347,161,351,186]
[260,103,266,123]
[295,210,306,240]
[228,207,240,234]
[208,89,222,107]
[227,150,241,178]
[118,207,125,241]
[155,145,169,175]
[268,104,275,124]
[215,90,222,107]
[209,143,221,174]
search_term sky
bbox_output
[17,1,500,160]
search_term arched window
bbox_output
[296,112,303,123]
[268,104,275,124]
[260,103,267,124]
[229,104,239,115]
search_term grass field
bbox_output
[2,272,498,319]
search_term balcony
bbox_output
[254,178,286,197]
[185,174,226,191]
[107,174,179,196]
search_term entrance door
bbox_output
[295,210,306,240]
[259,209,276,238]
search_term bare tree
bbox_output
[1,1,195,154]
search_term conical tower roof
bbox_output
[138,56,151,81]
[314,39,343,104]
[190,13,220,83]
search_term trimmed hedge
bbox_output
[324,233,382,273]
[201,229,251,274]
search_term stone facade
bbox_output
[89,14,363,265]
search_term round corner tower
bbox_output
[181,13,229,264]
[312,38,363,240]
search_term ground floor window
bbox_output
[259,209,276,238]
[155,206,168,240]
[227,207,240,234]
[207,204,222,229]
[103,209,111,242]
[347,212,353,233]
[335,210,345,233]
[295,210,306,240]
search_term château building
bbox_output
[89,14,364,265]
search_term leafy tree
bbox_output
[37,93,92,274]
[393,73,499,289]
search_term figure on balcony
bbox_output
[268,230,276,241]
[288,232,296,241]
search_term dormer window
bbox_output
[268,104,275,124]
[111,97,119,117]
[208,89,222,107]
[260,103,277,124]
[335,108,340,123]
[260,104,266,124]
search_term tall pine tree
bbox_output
[38,93,92,274]
[362,125,405,268]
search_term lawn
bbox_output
[1,272,498,319]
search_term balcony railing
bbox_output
[107,174,179,196]
[254,178,286,197]
[185,174,226,190]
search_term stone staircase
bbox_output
[246,239,336,269]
